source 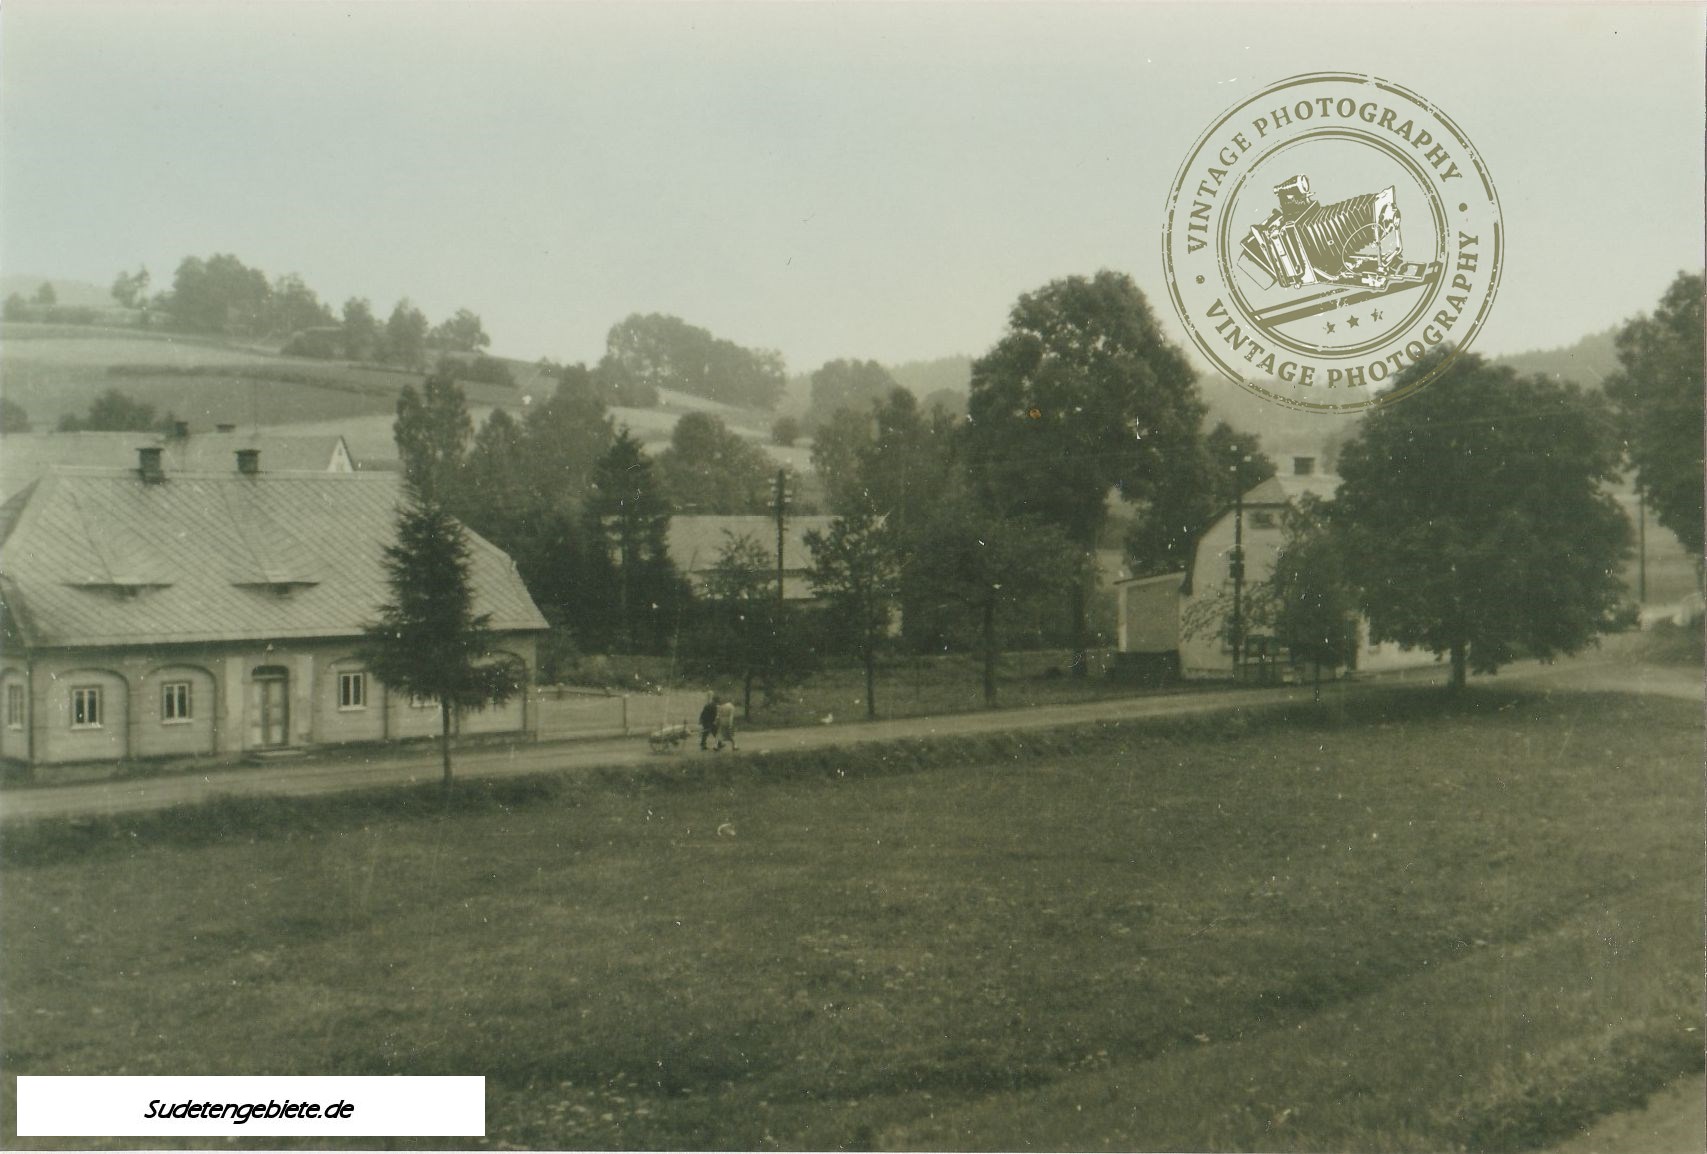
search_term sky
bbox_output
[2,1,1702,372]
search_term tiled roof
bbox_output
[0,469,546,648]
[0,431,354,500]
[666,514,840,601]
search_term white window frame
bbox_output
[338,671,368,711]
[6,683,23,730]
[161,681,192,724]
[71,686,103,729]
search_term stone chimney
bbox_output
[236,449,261,476]
[138,446,165,484]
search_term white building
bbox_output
[1116,456,1441,681]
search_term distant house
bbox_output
[1116,458,1438,681]
[0,449,547,775]
[0,429,357,501]
[666,515,840,603]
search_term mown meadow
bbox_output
[2,686,1700,1151]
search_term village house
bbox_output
[1116,456,1440,681]
[0,449,547,777]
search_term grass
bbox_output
[1,687,1699,1151]
[0,328,515,432]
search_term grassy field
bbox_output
[2,687,1698,1151]
[0,325,516,433]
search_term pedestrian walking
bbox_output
[698,694,719,750]
[715,697,737,751]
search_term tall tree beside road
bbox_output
[967,270,1207,674]
[805,508,901,719]
[1260,495,1359,697]
[360,492,522,791]
[696,534,808,719]
[1333,350,1630,690]
[1604,271,1704,559]
[394,373,472,508]
[908,487,1082,707]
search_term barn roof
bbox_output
[0,468,546,649]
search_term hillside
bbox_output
[0,322,801,471]
[1494,328,1622,387]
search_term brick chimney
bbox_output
[236,449,261,476]
[138,446,165,483]
[1292,456,1316,477]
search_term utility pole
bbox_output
[774,468,788,608]
[1227,455,1250,682]
[1637,489,1647,604]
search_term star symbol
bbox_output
[1371,308,1384,321]
[1325,321,1336,334]
[1346,314,1361,329]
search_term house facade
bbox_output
[0,452,547,776]
[1117,460,1441,681]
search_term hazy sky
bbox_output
[3,2,1702,371]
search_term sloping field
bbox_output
[0,326,513,433]
[2,689,1698,1151]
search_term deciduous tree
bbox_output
[598,313,786,409]
[1334,349,1630,689]
[805,508,900,718]
[393,373,472,507]
[1604,271,1704,559]
[967,270,1206,675]
[58,388,159,432]
[908,487,1081,706]
[342,297,380,361]
[806,359,899,430]
[383,299,430,369]
[656,412,774,514]
[1260,495,1358,698]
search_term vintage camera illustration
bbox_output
[1240,175,1417,292]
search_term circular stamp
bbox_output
[1163,72,1502,411]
